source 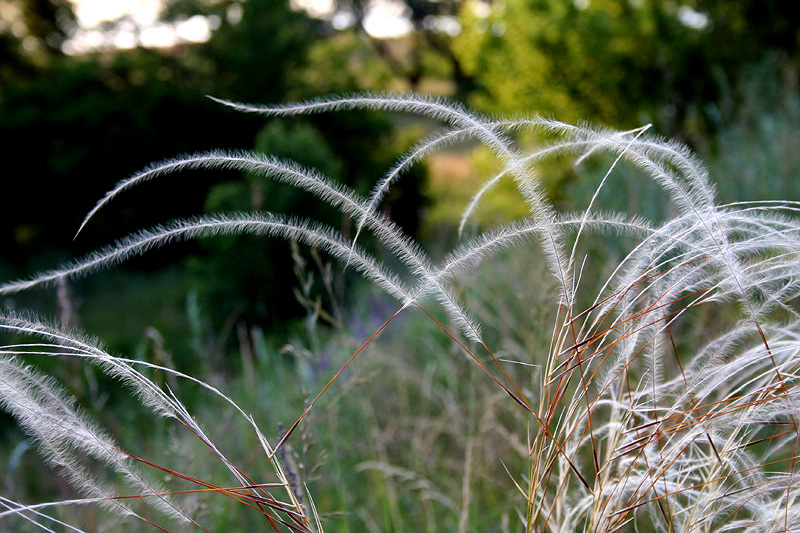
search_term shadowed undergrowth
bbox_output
[2,94,800,532]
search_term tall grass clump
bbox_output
[2,93,800,531]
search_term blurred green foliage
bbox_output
[708,53,800,203]
[457,0,800,136]
[1,0,798,341]
[187,0,323,102]
[193,119,343,329]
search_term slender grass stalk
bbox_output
[2,94,799,531]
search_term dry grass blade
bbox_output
[2,93,799,531]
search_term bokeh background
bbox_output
[2,1,800,530]
[2,0,798,347]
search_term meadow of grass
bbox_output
[2,92,800,532]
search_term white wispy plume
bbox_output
[0,311,321,530]
[211,93,574,308]
[0,355,187,523]
[3,93,800,531]
[1,214,412,304]
[71,149,485,342]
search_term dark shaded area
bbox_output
[0,0,425,344]
[1,0,322,277]
[0,53,264,268]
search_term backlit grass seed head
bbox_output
[2,93,800,531]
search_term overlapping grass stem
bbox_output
[2,94,800,531]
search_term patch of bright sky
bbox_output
[68,0,411,53]
[363,0,412,38]
[290,0,334,19]
[290,0,414,37]
[67,0,708,54]
[285,0,415,38]
[66,0,218,53]
[678,5,709,30]
[70,0,162,27]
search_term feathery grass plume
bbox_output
[1,214,412,303]
[75,149,494,344]
[0,316,258,484]
[0,313,319,531]
[0,354,186,524]
[210,93,574,308]
[3,93,800,531]
[457,123,654,237]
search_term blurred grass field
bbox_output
[4,71,800,530]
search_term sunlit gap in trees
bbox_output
[65,0,221,54]
[65,0,420,55]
